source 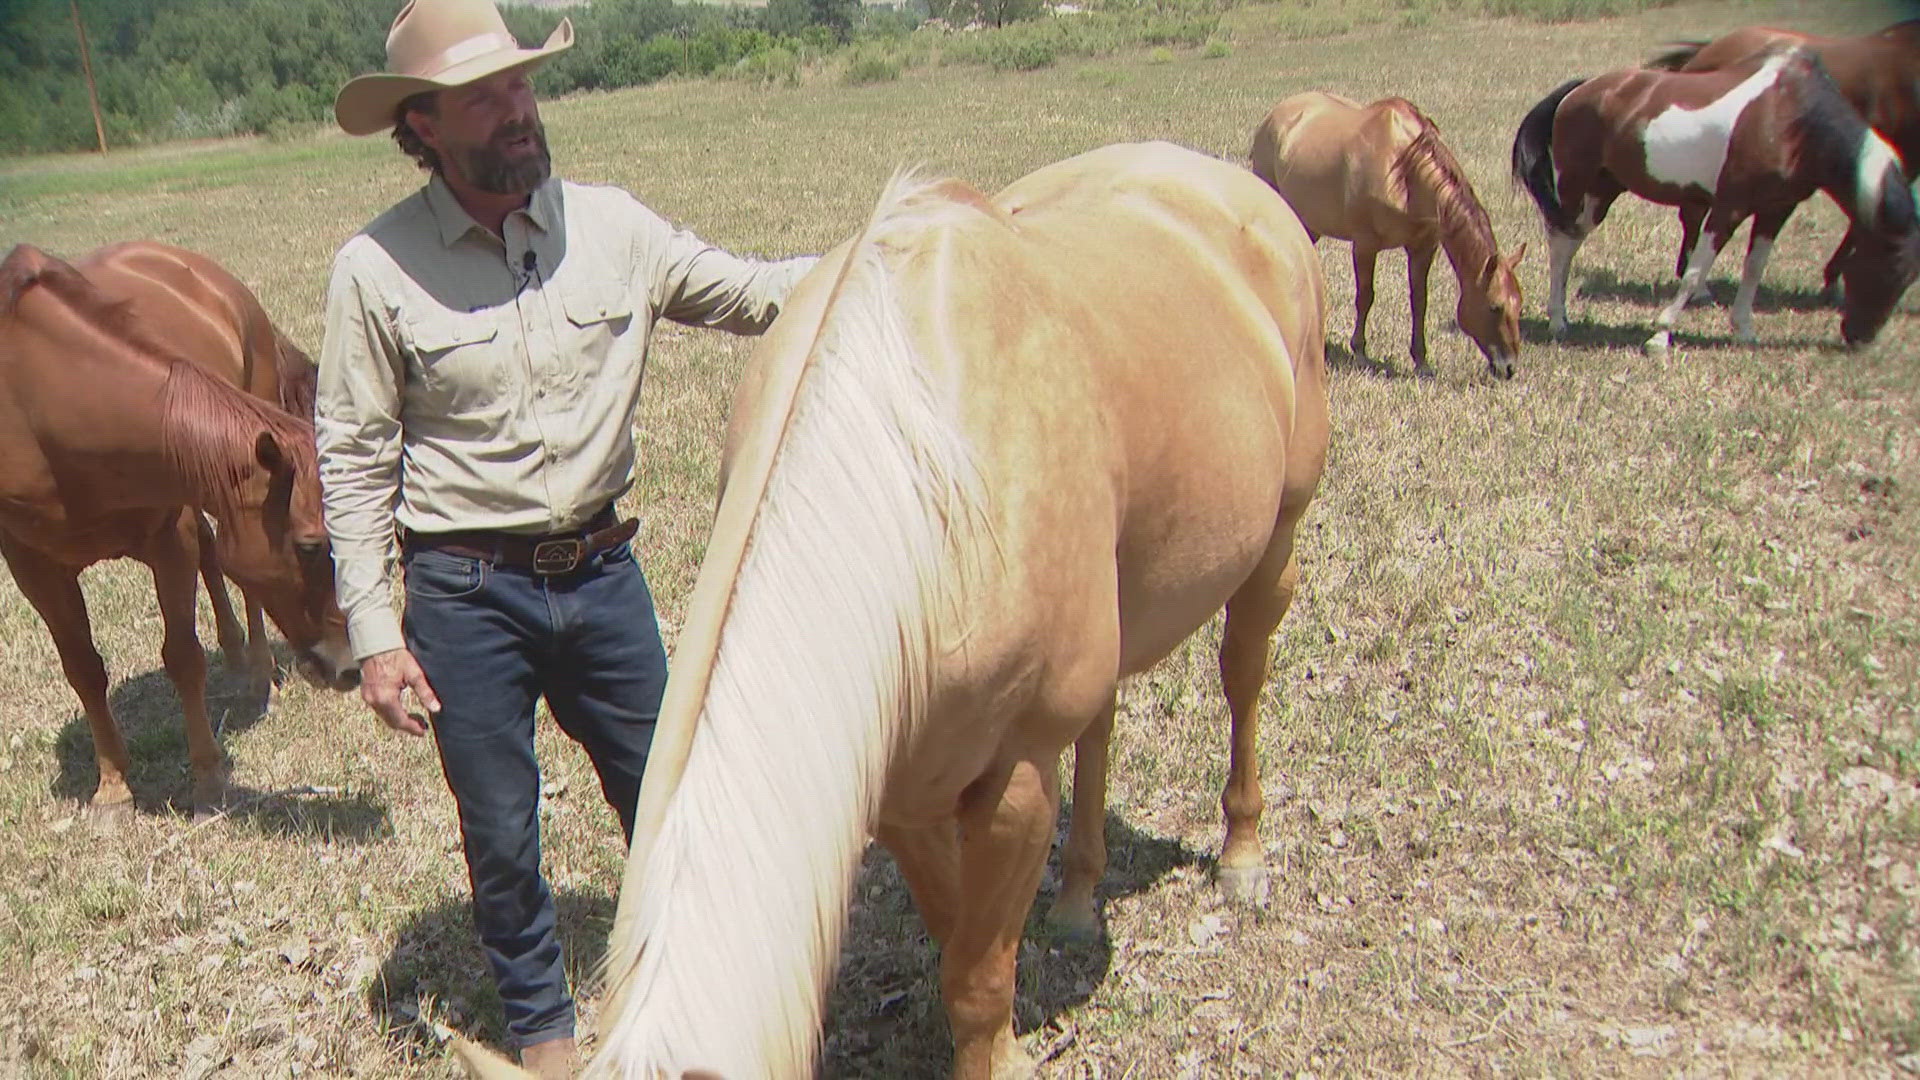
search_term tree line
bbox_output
[0,0,979,155]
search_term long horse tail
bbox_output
[1512,78,1585,234]
[1643,39,1707,70]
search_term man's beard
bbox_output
[455,120,551,195]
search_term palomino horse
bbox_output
[1646,20,1920,298]
[0,242,355,820]
[1251,92,1525,379]
[453,140,1329,1079]
[1511,47,1920,352]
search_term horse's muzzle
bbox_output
[1488,355,1517,381]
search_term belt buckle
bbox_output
[531,537,585,576]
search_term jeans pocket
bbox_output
[405,550,487,600]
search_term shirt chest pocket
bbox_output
[561,283,635,376]
[406,309,506,409]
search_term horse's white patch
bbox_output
[1643,54,1789,192]
[1857,130,1900,225]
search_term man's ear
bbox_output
[406,104,440,153]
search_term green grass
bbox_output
[3,0,1918,1076]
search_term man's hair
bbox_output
[392,91,442,173]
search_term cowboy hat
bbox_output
[334,0,573,136]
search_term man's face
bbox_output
[412,68,550,195]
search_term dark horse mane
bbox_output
[1783,49,1920,235]
[1390,102,1497,254]
[0,242,317,523]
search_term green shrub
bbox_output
[989,37,1058,70]
[844,49,904,84]
[1202,39,1231,58]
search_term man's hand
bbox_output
[359,648,440,737]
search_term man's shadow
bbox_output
[381,811,1200,1074]
[48,646,389,839]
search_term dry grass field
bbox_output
[3,0,1918,1075]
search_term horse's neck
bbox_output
[1425,181,1496,288]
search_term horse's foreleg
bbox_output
[1,537,131,818]
[1216,552,1299,907]
[1822,226,1855,305]
[878,818,963,947]
[1049,697,1115,939]
[241,587,275,698]
[1546,229,1583,340]
[942,755,1057,1080]
[151,515,229,819]
[1350,242,1380,366]
[1731,207,1792,344]
[1675,204,1706,289]
[1649,210,1737,353]
[1407,243,1437,377]
[193,512,247,665]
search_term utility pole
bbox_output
[70,0,106,153]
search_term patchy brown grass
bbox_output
[3,0,1917,1076]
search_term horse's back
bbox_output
[1251,93,1424,241]
[81,241,273,394]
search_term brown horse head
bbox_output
[1837,228,1920,348]
[1457,243,1525,380]
[160,361,358,690]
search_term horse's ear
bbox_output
[254,430,289,477]
[1508,242,1528,267]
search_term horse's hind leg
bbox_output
[0,537,133,820]
[1731,207,1792,343]
[1675,203,1707,296]
[149,514,229,819]
[1050,697,1115,939]
[241,589,275,698]
[1216,550,1302,906]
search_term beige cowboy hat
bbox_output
[334,0,573,136]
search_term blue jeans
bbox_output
[401,538,665,1050]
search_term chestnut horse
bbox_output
[1511,47,1920,352]
[453,140,1329,1078]
[1252,92,1525,379]
[1646,20,1920,298]
[0,242,355,820]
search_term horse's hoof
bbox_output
[1216,863,1270,907]
[86,797,134,832]
[1549,322,1569,342]
[1412,363,1437,381]
[1643,330,1672,355]
[1047,896,1102,943]
[991,1028,1037,1080]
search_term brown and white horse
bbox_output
[1252,92,1525,379]
[0,242,355,820]
[1646,20,1920,298]
[1512,47,1920,352]
[452,140,1329,1079]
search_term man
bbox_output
[317,1,816,1074]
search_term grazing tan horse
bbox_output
[1512,47,1920,352]
[451,140,1329,1079]
[1250,92,1525,379]
[1646,21,1920,298]
[0,242,356,820]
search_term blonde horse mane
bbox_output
[585,171,989,1078]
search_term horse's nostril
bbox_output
[340,668,362,691]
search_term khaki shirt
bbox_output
[316,174,816,660]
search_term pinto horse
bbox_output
[452,140,1329,1079]
[0,242,355,820]
[1512,47,1920,352]
[1252,92,1525,379]
[1646,21,1920,298]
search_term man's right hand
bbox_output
[359,648,440,737]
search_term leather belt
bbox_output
[404,511,638,577]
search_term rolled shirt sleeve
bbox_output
[314,241,408,661]
[645,213,818,334]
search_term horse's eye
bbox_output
[294,539,328,558]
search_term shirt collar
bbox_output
[424,173,560,248]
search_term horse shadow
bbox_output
[382,810,1200,1073]
[1324,339,1405,379]
[1522,312,1837,355]
[48,645,390,841]
[1571,267,1835,314]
